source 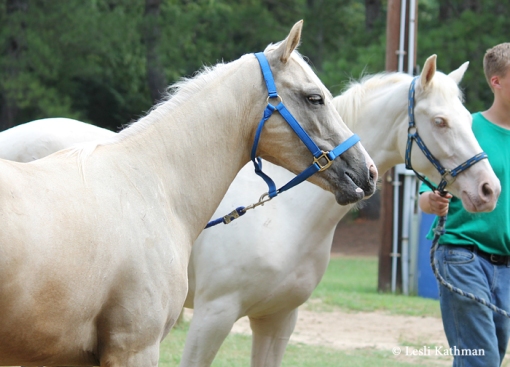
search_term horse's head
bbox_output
[252,20,377,205]
[406,55,500,212]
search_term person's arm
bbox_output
[418,190,452,217]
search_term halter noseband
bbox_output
[205,52,360,228]
[405,76,488,193]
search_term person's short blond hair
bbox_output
[483,43,510,91]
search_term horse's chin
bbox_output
[335,187,366,206]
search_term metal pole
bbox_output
[379,0,401,292]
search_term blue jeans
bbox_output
[435,245,510,367]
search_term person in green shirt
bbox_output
[419,43,510,367]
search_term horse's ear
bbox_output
[274,20,303,64]
[420,54,437,89]
[448,61,469,84]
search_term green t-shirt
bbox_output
[419,112,510,255]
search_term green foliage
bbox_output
[1,0,508,129]
[417,1,510,112]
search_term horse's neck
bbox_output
[334,76,409,175]
[108,58,261,239]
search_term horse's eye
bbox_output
[434,117,446,127]
[307,94,324,105]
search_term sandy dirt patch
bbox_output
[228,308,448,351]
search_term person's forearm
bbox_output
[419,192,435,214]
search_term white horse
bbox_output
[0,21,377,367]
[0,117,116,162]
[0,57,499,367]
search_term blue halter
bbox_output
[205,52,360,228]
[405,76,488,192]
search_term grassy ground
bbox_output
[160,321,449,367]
[309,257,442,318]
[159,256,447,366]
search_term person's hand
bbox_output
[426,190,452,217]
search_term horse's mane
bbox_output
[67,56,248,161]
[116,60,238,141]
[333,72,411,129]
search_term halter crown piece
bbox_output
[205,52,360,228]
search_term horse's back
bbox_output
[0,118,115,162]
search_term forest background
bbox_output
[1,0,508,132]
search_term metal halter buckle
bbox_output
[313,151,333,171]
[441,169,456,186]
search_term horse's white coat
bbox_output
[0,118,116,161]
[0,21,376,367]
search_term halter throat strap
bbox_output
[405,76,488,192]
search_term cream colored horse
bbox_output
[0,117,115,161]
[0,21,376,366]
[1,57,498,367]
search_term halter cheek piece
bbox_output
[405,76,487,192]
[205,52,360,228]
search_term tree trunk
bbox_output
[144,0,167,104]
[0,0,28,131]
[365,0,382,32]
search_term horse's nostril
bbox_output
[369,164,378,183]
[481,182,493,199]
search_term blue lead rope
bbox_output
[205,52,360,228]
[430,211,510,318]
